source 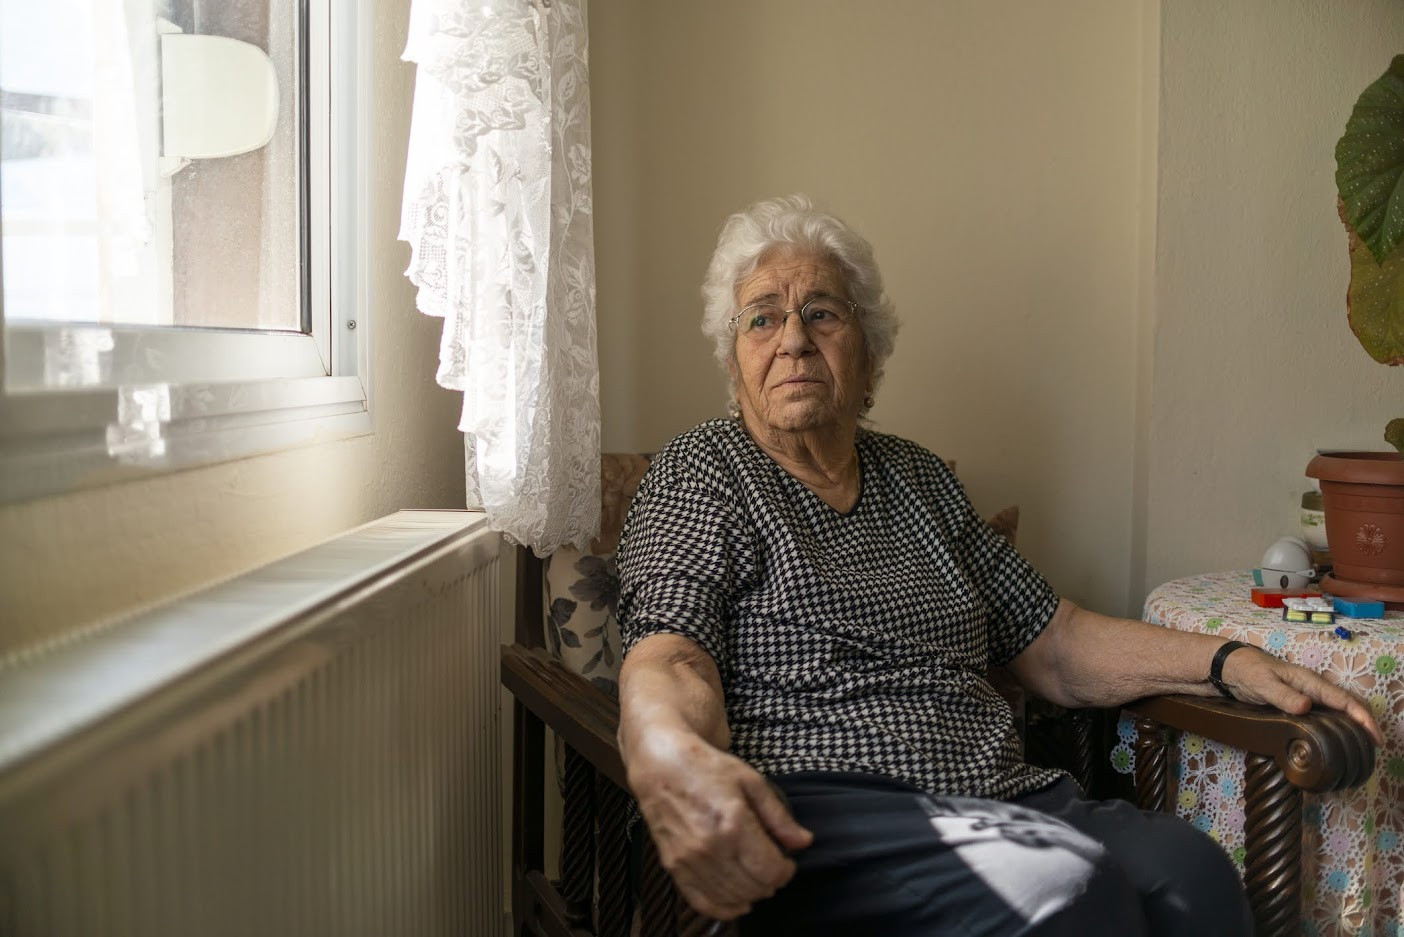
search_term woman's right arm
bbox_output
[619,632,813,922]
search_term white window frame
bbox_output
[0,0,372,504]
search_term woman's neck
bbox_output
[744,421,862,512]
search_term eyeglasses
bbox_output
[728,295,863,341]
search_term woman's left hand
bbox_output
[1220,646,1385,745]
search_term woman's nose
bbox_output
[776,314,815,354]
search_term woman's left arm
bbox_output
[1006,598,1384,745]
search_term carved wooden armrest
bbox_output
[1125,695,1375,794]
[502,643,732,937]
[1124,694,1375,937]
[501,642,626,785]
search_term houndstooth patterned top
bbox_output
[617,419,1065,800]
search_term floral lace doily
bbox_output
[1111,571,1404,936]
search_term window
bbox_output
[0,0,371,502]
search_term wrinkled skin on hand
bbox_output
[628,728,814,921]
[1222,646,1385,746]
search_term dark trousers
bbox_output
[740,772,1252,937]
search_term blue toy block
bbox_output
[1331,596,1385,619]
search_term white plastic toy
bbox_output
[1260,536,1316,590]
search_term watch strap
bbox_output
[1209,640,1251,699]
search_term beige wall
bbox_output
[1142,0,1404,595]
[0,0,465,654]
[595,0,1404,612]
[593,0,1154,615]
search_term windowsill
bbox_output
[0,509,492,780]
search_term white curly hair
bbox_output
[700,194,899,399]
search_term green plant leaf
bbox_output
[1385,418,1404,454]
[1336,55,1404,264]
[1346,220,1404,364]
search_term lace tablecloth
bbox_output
[1112,571,1404,936]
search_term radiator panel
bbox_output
[0,511,503,937]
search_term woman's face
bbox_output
[729,248,871,440]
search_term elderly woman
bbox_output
[614,195,1381,936]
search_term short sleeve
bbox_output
[615,447,757,673]
[928,457,1059,666]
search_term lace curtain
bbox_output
[399,0,601,554]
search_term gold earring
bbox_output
[728,400,742,420]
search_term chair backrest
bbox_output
[531,453,652,697]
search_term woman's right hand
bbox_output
[627,727,814,921]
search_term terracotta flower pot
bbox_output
[1306,451,1404,608]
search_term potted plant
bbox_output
[1306,54,1404,606]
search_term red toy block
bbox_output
[1251,587,1323,608]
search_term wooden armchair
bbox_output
[1123,696,1374,936]
[503,452,721,937]
[501,458,1377,937]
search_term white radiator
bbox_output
[0,510,504,937]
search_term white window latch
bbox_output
[158,21,278,177]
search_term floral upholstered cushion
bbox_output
[543,454,651,698]
[545,546,623,696]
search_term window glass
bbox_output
[0,0,304,332]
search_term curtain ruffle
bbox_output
[400,0,600,555]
